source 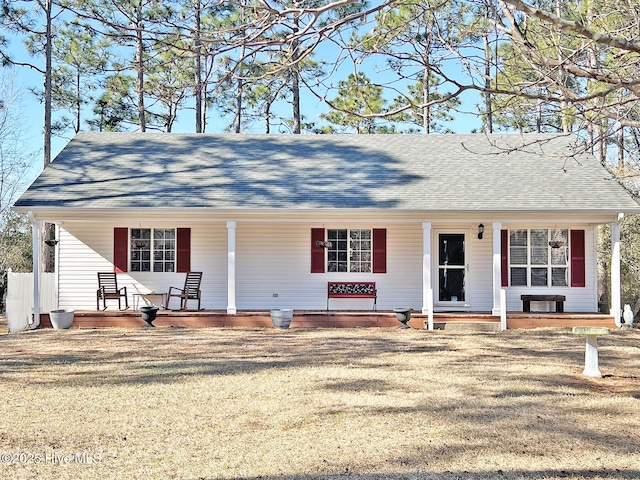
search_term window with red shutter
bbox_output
[116,227,191,273]
[311,228,387,274]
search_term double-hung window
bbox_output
[130,228,176,272]
[327,229,372,273]
[509,229,569,287]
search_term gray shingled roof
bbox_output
[13,132,640,213]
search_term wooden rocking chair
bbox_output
[96,272,129,310]
[166,272,202,310]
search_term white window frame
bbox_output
[327,228,372,273]
[509,228,569,287]
[130,228,176,273]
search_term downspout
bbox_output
[27,211,41,329]
[611,213,623,327]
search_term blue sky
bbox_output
[7,25,483,192]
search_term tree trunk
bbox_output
[483,1,493,134]
[291,18,301,134]
[43,0,52,167]
[194,0,203,133]
[135,1,146,132]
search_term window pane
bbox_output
[531,247,548,265]
[511,267,527,286]
[551,246,568,266]
[552,268,568,286]
[531,229,548,247]
[510,247,527,265]
[130,228,151,272]
[531,268,548,286]
[510,230,527,247]
[327,228,372,273]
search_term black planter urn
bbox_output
[140,306,159,327]
[393,308,413,329]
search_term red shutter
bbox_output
[311,228,325,273]
[373,228,387,273]
[501,229,508,287]
[113,228,128,273]
[571,230,586,287]
[176,228,191,273]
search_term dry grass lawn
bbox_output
[0,325,638,480]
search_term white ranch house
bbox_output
[13,132,640,328]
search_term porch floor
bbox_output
[37,309,616,330]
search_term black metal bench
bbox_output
[327,282,377,311]
[521,295,566,313]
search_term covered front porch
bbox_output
[36,309,616,331]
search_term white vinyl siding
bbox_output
[55,219,598,314]
[503,225,597,313]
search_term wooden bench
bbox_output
[327,282,377,311]
[521,294,566,313]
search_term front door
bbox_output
[437,233,466,304]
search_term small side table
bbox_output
[572,326,611,378]
[133,293,168,311]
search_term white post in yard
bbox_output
[572,327,611,378]
[611,214,622,327]
[421,221,433,330]
[492,221,502,317]
[28,212,41,329]
[226,221,237,314]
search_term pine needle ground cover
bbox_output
[0,327,638,480]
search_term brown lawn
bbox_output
[0,325,638,480]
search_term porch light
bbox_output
[477,223,484,240]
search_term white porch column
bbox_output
[492,221,503,316]
[611,214,622,326]
[421,221,434,330]
[226,221,237,314]
[28,212,42,329]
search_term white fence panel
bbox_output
[6,272,57,333]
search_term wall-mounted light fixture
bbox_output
[477,223,485,240]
